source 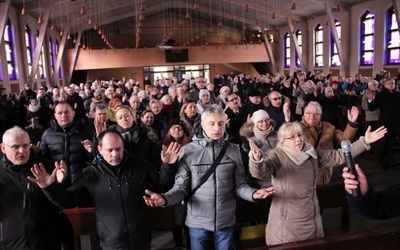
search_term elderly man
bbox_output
[299,101,359,185]
[144,105,274,249]
[265,90,292,130]
[29,129,180,250]
[0,126,64,249]
[188,76,206,102]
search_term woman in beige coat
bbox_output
[248,122,386,245]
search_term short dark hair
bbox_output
[98,129,123,146]
[54,101,74,110]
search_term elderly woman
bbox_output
[196,89,212,114]
[240,109,278,188]
[216,86,230,109]
[249,122,386,245]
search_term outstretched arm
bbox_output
[27,160,67,188]
[252,187,275,200]
[143,189,166,207]
[364,126,387,145]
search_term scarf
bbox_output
[253,125,273,139]
[28,104,41,113]
[277,142,317,166]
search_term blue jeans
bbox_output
[188,226,234,250]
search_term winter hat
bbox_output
[167,118,189,136]
[252,109,270,124]
[247,89,263,97]
[199,89,210,99]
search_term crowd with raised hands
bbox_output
[0,69,398,249]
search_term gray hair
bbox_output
[201,104,225,122]
[304,101,322,115]
[2,126,29,144]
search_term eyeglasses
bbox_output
[257,119,270,124]
[270,97,282,101]
[3,143,30,151]
[304,112,321,116]
[170,125,183,131]
[284,133,304,140]
[228,97,239,102]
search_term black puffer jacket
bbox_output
[43,153,175,249]
[40,119,94,186]
[113,124,161,168]
[0,152,62,250]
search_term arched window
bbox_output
[36,30,47,79]
[49,36,56,76]
[314,24,323,67]
[284,32,290,68]
[331,19,341,66]
[295,29,302,68]
[4,19,17,80]
[360,11,375,66]
[386,6,400,64]
[25,25,33,74]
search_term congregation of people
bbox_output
[0,69,399,249]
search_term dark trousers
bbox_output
[379,133,398,166]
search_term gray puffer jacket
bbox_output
[162,131,257,231]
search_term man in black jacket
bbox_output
[29,129,180,250]
[0,126,64,249]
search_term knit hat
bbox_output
[167,118,188,136]
[247,89,262,97]
[199,89,210,99]
[252,109,270,124]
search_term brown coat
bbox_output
[249,138,370,245]
[299,119,358,185]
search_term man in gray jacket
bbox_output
[144,104,274,249]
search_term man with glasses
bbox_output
[225,93,246,145]
[299,101,359,185]
[188,76,206,102]
[0,126,64,249]
[265,91,292,131]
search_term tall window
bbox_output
[36,30,47,79]
[0,61,2,80]
[315,24,323,67]
[386,6,400,64]
[360,11,375,66]
[49,36,56,76]
[284,32,290,68]
[55,39,63,78]
[25,25,33,75]
[331,19,342,66]
[4,19,17,80]
[295,29,302,68]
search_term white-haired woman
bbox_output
[249,122,386,245]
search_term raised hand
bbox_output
[249,138,262,161]
[94,115,107,136]
[252,186,275,199]
[30,141,41,154]
[55,160,67,183]
[347,106,359,123]
[161,142,182,164]
[143,189,166,207]
[283,102,291,121]
[81,139,92,153]
[342,164,368,195]
[364,126,387,145]
[28,163,56,188]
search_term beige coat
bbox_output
[249,138,370,245]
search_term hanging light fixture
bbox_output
[218,21,223,28]
[242,24,246,30]
[185,11,191,19]
[272,12,276,19]
[88,17,93,25]
[336,4,341,12]
[21,0,27,15]
[326,20,330,26]
[51,23,55,30]
[80,5,86,15]
[255,19,259,26]
[140,3,146,12]
[291,19,296,25]
[312,14,317,19]
[139,14,144,20]
[193,1,199,9]
[67,33,71,39]
[291,1,296,10]
[244,3,249,12]
[37,0,43,24]
[60,30,64,36]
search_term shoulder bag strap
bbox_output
[184,142,228,202]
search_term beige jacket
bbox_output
[249,137,370,245]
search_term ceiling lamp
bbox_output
[140,3,146,12]
[312,14,317,19]
[255,19,260,26]
[193,1,199,10]
[94,24,99,30]
[272,12,276,19]
[218,21,223,28]
[38,16,43,24]
[208,26,213,33]
[291,19,295,25]
[291,2,296,10]
[88,17,93,25]
[80,5,86,15]
[73,37,77,43]
[326,20,330,26]
[185,11,191,19]
[67,33,71,39]
[336,4,341,12]
[244,3,249,12]
[21,0,27,15]
[242,24,246,30]
[50,23,55,30]
[139,14,144,20]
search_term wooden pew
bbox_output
[240,225,400,250]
